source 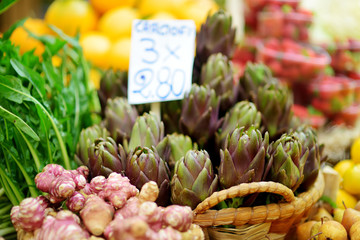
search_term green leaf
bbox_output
[15,127,41,172]
[0,105,39,141]
[10,58,46,99]
[2,144,38,198]
[0,75,70,169]
[0,75,31,104]
[48,24,81,48]
[0,0,18,15]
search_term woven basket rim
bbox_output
[193,170,324,227]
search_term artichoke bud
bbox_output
[180,84,222,147]
[267,133,309,191]
[256,83,293,139]
[75,125,110,166]
[217,101,262,148]
[171,150,218,209]
[88,137,127,178]
[293,125,322,189]
[219,126,269,190]
[104,97,138,144]
[126,146,170,206]
[128,112,165,152]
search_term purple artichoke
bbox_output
[219,127,269,190]
[126,146,170,206]
[179,84,223,147]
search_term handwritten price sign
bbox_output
[128,20,196,104]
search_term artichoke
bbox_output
[98,69,128,112]
[216,101,262,148]
[179,84,222,147]
[88,137,127,178]
[293,125,323,189]
[104,97,138,144]
[193,10,236,83]
[128,112,165,152]
[166,133,198,172]
[171,150,218,209]
[219,127,269,190]
[266,133,309,191]
[200,53,238,114]
[126,146,171,206]
[256,83,293,139]
[75,125,109,167]
[238,63,277,101]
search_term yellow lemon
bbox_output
[89,68,102,89]
[343,164,360,195]
[80,32,111,69]
[150,11,177,20]
[336,189,357,209]
[334,160,355,178]
[138,0,187,17]
[351,138,360,163]
[44,0,97,37]
[98,7,139,40]
[108,38,131,71]
[178,0,219,30]
[90,0,136,14]
[10,18,50,56]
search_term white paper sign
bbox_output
[128,19,196,104]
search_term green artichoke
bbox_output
[126,146,170,206]
[171,150,218,209]
[128,112,165,152]
[219,127,269,190]
[75,125,109,167]
[166,133,198,172]
[98,69,127,112]
[179,84,222,147]
[216,101,262,148]
[104,97,138,144]
[238,63,277,101]
[200,53,238,114]
[193,10,236,83]
[266,133,309,191]
[88,137,127,178]
[293,125,323,189]
[256,83,293,139]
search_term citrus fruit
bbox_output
[45,0,97,36]
[80,32,111,69]
[334,160,355,178]
[336,189,357,209]
[98,7,138,40]
[351,138,360,163]
[89,68,102,89]
[150,11,176,20]
[343,164,360,195]
[90,0,136,14]
[178,0,219,30]
[108,38,131,71]
[10,18,50,56]
[138,0,187,17]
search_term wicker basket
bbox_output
[193,170,325,240]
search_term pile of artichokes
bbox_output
[75,10,324,210]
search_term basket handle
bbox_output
[193,181,295,214]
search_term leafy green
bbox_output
[0,0,18,15]
[0,19,101,210]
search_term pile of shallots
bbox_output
[10,164,204,240]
